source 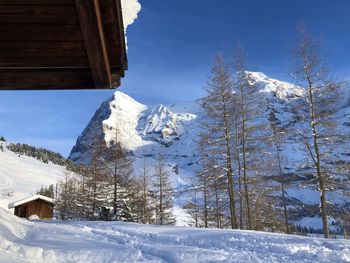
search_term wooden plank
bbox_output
[0,42,87,57]
[100,0,127,71]
[111,72,121,87]
[75,0,112,89]
[0,25,83,41]
[0,5,79,24]
[0,57,90,68]
[0,69,94,90]
[0,0,74,6]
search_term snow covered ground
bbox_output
[0,206,349,263]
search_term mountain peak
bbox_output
[111,91,145,110]
[244,71,269,81]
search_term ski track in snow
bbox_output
[0,206,349,263]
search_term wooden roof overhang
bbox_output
[0,0,128,90]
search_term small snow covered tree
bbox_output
[103,136,133,220]
[56,171,79,220]
[37,184,54,198]
[196,132,212,228]
[134,158,155,224]
[82,145,110,220]
[196,132,227,228]
[60,140,139,222]
[290,25,342,238]
[153,154,175,225]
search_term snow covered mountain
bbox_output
[69,72,350,229]
[69,91,201,197]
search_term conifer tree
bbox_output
[136,158,155,224]
[153,154,175,225]
[232,45,263,230]
[200,55,238,229]
[104,141,133,219]
[290,25,342,238]
[56,172,79,220]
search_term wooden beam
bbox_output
[0,68,94,90]
[75,0,112,89]
[0,25,82,42]
[0,57,90,68]
[0,5,79,24]
[114,0,128,71]
[99,0,128,74]
[0,42,87,57]
[0,0,74,5]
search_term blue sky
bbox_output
[0,0,349,157]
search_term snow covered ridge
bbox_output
[0,207,349,263]
[246,71,305,99]
[70,90,199,162]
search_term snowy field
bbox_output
[0,143,66,206]
[0,207,349,263]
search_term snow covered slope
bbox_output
[0,207,349,263]
[69,72,350,228]
[0,142,66,210]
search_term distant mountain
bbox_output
[69,72,350,230]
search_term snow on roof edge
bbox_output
[8,195,54,209]
[121,0,141,29]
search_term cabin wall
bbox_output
[14,199,53,219]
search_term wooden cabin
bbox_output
[0,0,127,90]
[8,195,54,220]
[183,203,197,210]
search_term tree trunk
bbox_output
[273,124,289,234]
[307,75,329,238]
[240,90,252,230]
[214,182,221,228]
[235,124,244,229]
[203,177,208,228]
[222,94,237,229]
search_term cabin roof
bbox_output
[8,195,54,209]
[0,0,127,90]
